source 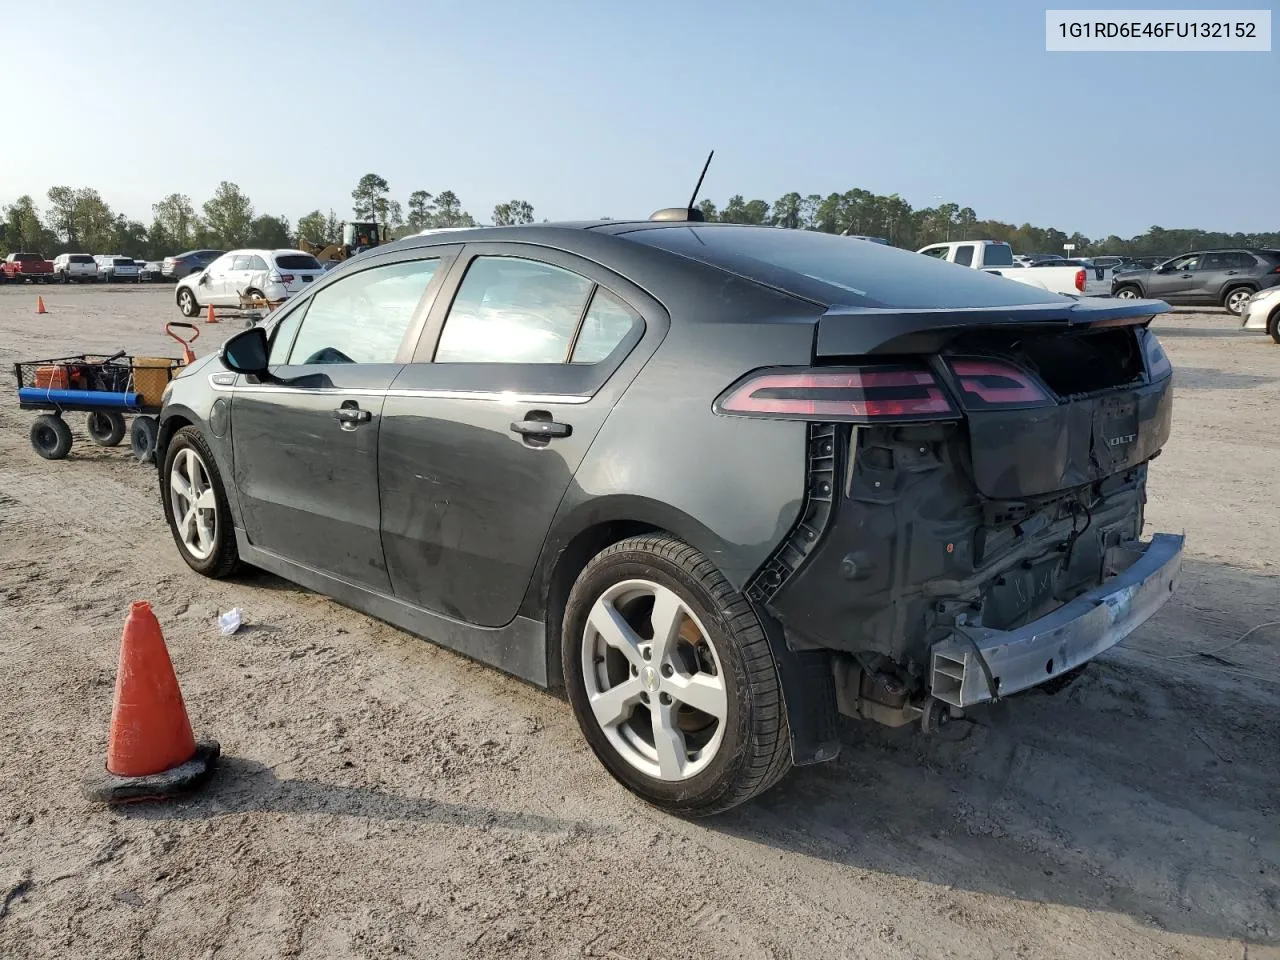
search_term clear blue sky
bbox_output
[3,0,1275,238]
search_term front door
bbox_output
[229,255,446,591]
[201,253,237,304]
[1145,253,1200,301]
[378,246,655,628]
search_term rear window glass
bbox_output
[14,253,39,262]
[626,226,1066,308]
[70,255,95,264]
[275,254,322,270]
[113,258,133,266]
[981,243,1014,267]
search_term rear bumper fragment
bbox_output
[929,532,1184,708]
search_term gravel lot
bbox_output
[1,283,1277,960]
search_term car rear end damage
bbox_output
[727,296,1181,728]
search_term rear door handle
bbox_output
[333,404,372,426]
[511,416,572,441]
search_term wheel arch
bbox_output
[1222,281,1257,306]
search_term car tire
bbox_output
[562,534,792,817]
[1268,307,1280,345]
[86,411,126,446]
[1223,286,1254,316]
[160,425,240,578]
[30,414,73,460]
[177,287,199,318]
[1114,284,1141,299]
[245,287,265,303]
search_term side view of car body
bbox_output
[1240,285,1280,343]
[1112,248,1280,315]
[162,249,225,280]
[174,249,326,316]
[156,218,1183,815]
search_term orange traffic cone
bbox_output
[82,601,219,803]
[36,295,47,314]
[206,304,218,324]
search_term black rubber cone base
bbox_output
[82,740,221,804]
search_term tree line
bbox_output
[2,174,1276,261]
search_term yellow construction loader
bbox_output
[297,221,383,264]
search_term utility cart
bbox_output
[14,322,200,463]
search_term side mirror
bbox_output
[220,326,270,378]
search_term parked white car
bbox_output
[917,240,1091,296]
[174,249,326,317]
[51,253,99,283]
[95,255,140,282]
[1240,286,1280,343]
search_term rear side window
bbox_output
[953,245,975,267]
[286,259,439,365]
[275,254,322,270]
[571,288,640,364]
[628,226,1067,308]
[1226,252,1257,269]
[247,255,269,271]
[434,257,593,363]
[981,243,1014,267]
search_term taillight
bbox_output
[1074,268,1086,292]
[715,365,958,422]
[1271,265,1280,274]
[1140,330,1172,381]
[280,274,294,283]
[944,359,1054,410]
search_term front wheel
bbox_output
[160,426,240,578]
[86,411,126,446]
[30,414,73,460]
[1223,287,1253,316]
[1268,308,1280,345]
[562,535,791,817]
[177,287,199,317]
[1114,285,1140,299]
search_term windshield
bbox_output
[626,225,1066,308]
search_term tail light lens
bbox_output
[944,359,1055,410]
[715,365,958,422]
[1074,268,1086,292]
[1140,330,1172,381]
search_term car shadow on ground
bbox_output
[705,559,1280,946]
[119,755,605,838]
[1167,366,1279,390]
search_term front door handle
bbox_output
[511,414,572,443]
[333,403,372,428]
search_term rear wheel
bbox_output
[1268,307,1280,345]
[30,414,72,460]
[160,426,239,578]
[130,415,158,463]
[86,411,126,446]
[562,535,791,816]
[1223,286,1254,316]
[1114,285,1140,299]
[177,287,199,317]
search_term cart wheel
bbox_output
[130,416,158,464]
[31,414,73,460]
[86,411,127,447]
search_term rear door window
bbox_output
[953,245,975,267]
[286,259,440,365]
[980,244,1014,267]
[434,257,594,363]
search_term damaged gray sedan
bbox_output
[154,215,1183,815]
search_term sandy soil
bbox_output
[0,283,1277,960]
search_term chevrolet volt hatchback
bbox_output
[156,215,1183,815]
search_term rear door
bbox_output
[378,243,658,627]
[229,252,452,590]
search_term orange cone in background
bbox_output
[205,304,218,324]
[83,601,219,803]
[36,296,47,314]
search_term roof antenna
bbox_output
[649,150,714,222]
[687,149,714,212]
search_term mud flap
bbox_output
[750,599,841,766]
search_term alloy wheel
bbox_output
[1226,289,1250,315]
[169,447,218,561]
[580,579,728,782]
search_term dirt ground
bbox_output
[0,283,1277,960]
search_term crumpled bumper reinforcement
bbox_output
[929,532,1184,708]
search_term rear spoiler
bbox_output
[815,297,1170,357]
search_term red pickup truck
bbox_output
[2,253,55,283]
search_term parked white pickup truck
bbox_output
[917,240,1088,295]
